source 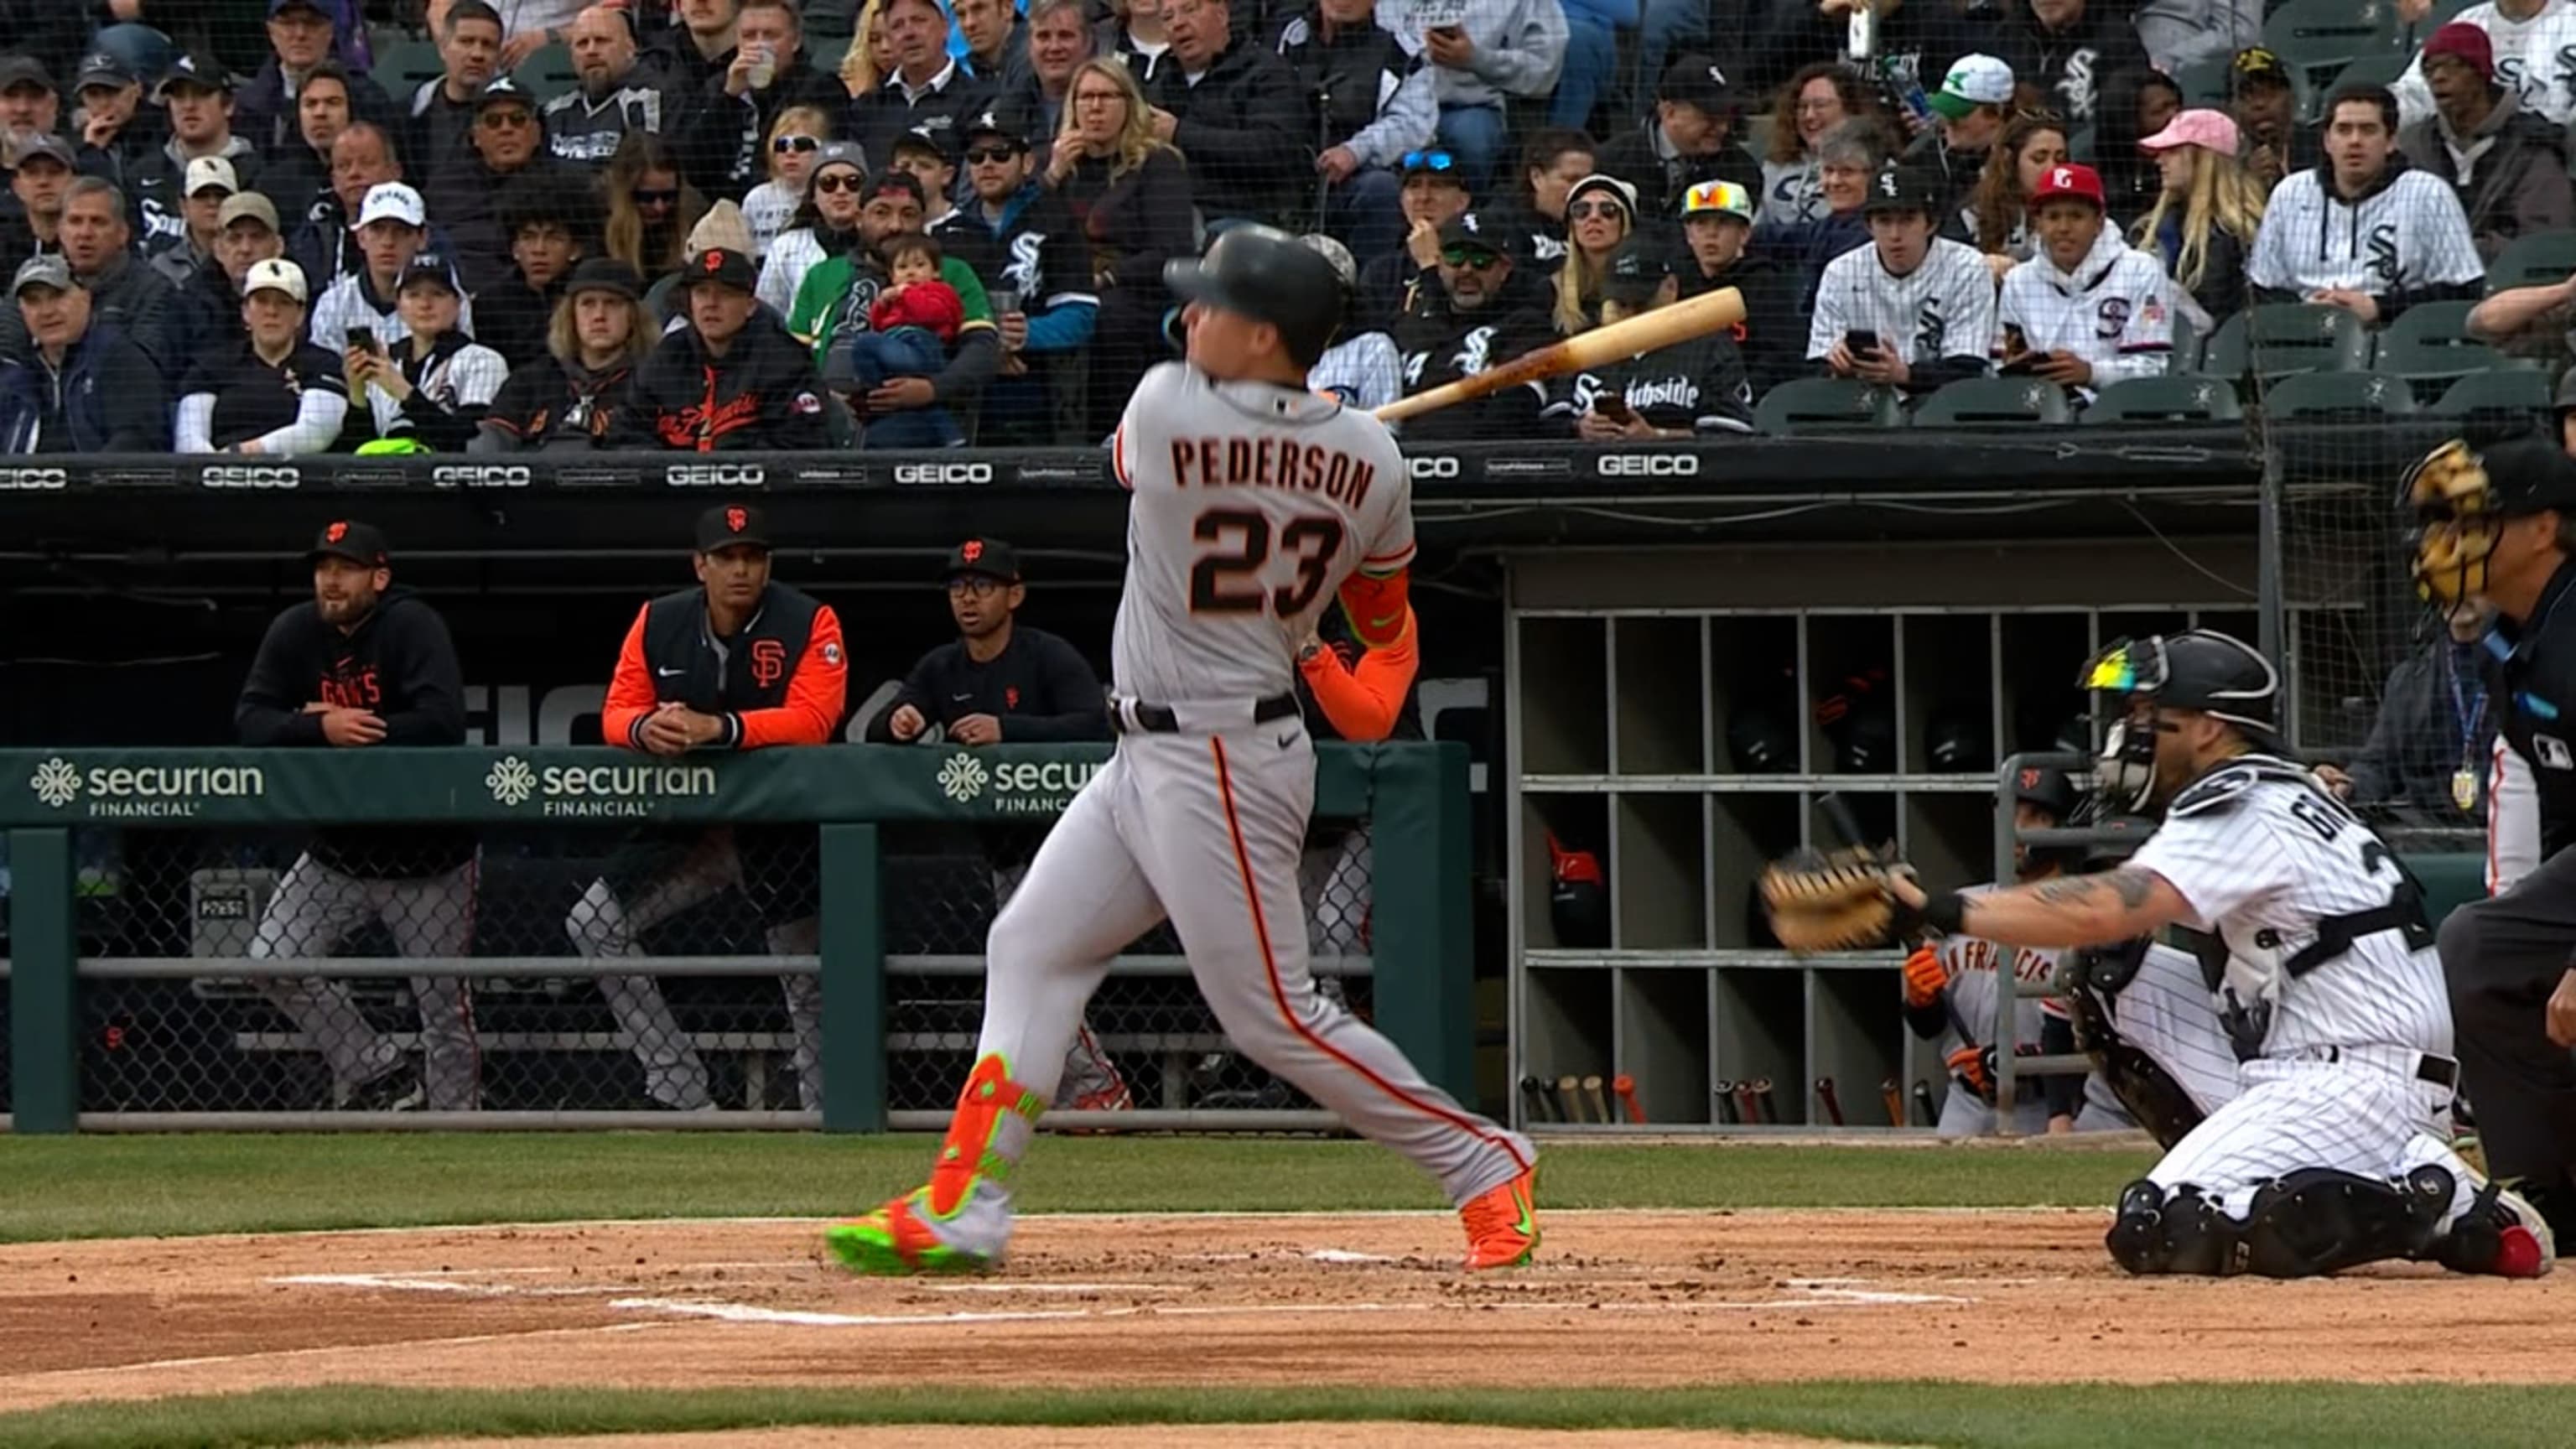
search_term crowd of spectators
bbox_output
[0,0,2570,451]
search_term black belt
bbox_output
[2307,1045,2459,1089]
[1116,693,1299,734]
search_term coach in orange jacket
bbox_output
[565,503,849,1114]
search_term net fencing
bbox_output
[60,809,1376,1122]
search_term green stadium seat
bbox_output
[1910,377,2075,428]
[2486,230,2576,293]
[1753,379,1903,434]
[2329,52,2412,95]
[2083,374,2245,423]
[2260,369,2419,420]
[2264,0,2406,85]
[2429,367,2553,419]
[375,39,445,94]
[2170,310,2203,373]
[518,42,577,102]
[808,35,854,80]
[2375,301,2532,400]
[2200,304,2371,382]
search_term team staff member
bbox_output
[625,246,831,450]
[2416,434,2576,1244]
[236,520,479,1113]
[175,257,350,454]
[565,505,848,1113]
[865,537,1130,1114]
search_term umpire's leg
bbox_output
[249,852,402,1104]
[2441,845,2576,1234]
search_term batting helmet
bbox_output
[1162,226,1345,367]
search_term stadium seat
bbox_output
[2169,310,2203,373]
[1753,379,1903,434]
[2329,52,2412,96]
[519,42,577,101]
[375,39,445,93]
[2264,0,2405,87]
[2199,304,2371,382]
[2259,370,2419,420]
[1911,377,2075,428]
[2083,374,2245,423]
[2429,367,2553,419]
[2485,230,2576,293]
[2375,301,2523,400]
[809,35,854,79]
[2404,0,2483,47]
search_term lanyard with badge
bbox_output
[2447,644,2485,813]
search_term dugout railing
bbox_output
[0,744,1473,1134]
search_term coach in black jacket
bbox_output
[625,246,832,450]
[1143,0,1311,228]
[866,537,1109,745]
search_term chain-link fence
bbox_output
[54,808,1375,1124]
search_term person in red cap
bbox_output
[1997,162,2174,398]
[2397,22,2573,262]
[624,244,834,449]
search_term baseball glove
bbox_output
[1758,847,1914,953]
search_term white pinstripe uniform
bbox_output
[1996,225,2174,395]
[2128,759,2485,1228]
[2246,169,2485,301]
[1806,236,1998,373]
[2063,941,2246,1130]
[2394,0,2576,127]
[966,362,1534,1203]
[362,342,512,437]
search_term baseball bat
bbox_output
[1713,1079,1739,1124]
[1557,1073,1583,1124]
[1880,1077,1903,1126]
[1613,1072,1646,1124]
[1520,1074,1555,1123]
[1582,1074,1609,1124]
[1372,287,1747,423]
[1751,1077,1779,1124]
[1733,1081,1760,1125]
[1912,1079,1938,1126]
[1815,1075,1844,1126]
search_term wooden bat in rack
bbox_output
[1372,288,1746,423]
[1612,1072,1646,1124]
[1582,1075,1610,1124]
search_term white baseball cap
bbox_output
[184,155,238,196]
[356,180,427,230]
[1929,54,2014,118]
[242,257,309,304]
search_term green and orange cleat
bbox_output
[824,1187,1004,1276]
[1460,1166,1540,1270]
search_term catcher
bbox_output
[1765,629,2552,1279]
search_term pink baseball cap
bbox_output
[2137,107,2240,157]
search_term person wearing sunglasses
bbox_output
[1551,171,1634,335]
[948,110,1098,444]
[601,132,711,289]
[1355,147,1470,330]
[426,76,578,294]
[1547,233,1751,439]
[756,139,867,317]
[740,106,835,260]
[1275,0,1436,265]
[545,5,683,174]
[1389,213,1554,441]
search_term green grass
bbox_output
[0,1382,2567,1449]
[0,1135,2150,1243]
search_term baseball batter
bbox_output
[1777,630,2552,1277]
[828,226,1539,1275]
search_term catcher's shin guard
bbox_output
[2235,1166,2454,1278]
[2062,955,2205,1151]
[2106,1180,2240,1275]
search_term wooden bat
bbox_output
[1612,1072,1646,1124]
[1373,287,1746,423]
[1752,1077,1780,1124]
[1557,1073,1583,1124]
[1815,1076,1844,1126]
[1582,1074,1609,1124]
[1881,1077,1903,1127]
[1912,1079,1938,1126]
[1520,1074,1555,1124]
[1735,1081,1764,1125]
[1713,1079,1739,1124]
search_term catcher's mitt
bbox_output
[1758,847,1913,953]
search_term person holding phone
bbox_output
[1807,162,1997,397]
[1995,162,2173,401]
[1405,0,1569,190]
[1555,234,1751,439]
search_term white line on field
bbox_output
[921,1282,1171,1294]
[595,1291,1972,1328]
[7,1319,678,1384]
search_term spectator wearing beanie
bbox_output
[2397,22,2573,263]
[2396,0,2576,130]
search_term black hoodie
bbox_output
[236,584,475,879]
[1999,0,2148,126]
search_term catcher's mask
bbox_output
[2079,631,2280,813]
[2403,439,2502,612]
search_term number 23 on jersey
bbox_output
[1188,508,1346,616]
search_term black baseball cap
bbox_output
[1864,163,1943,216]
[566,256,642,301]
[945,536,1020,583]
[2456,434,2576,516]
[0,55,55,94]
[1658,54,1736,113]
[75,52,137,91]
[309,518,390,567]
[155,51,233,98]
[395,256,459,294]
[2231,46,2294,89]
[685,246,758,294]
[892,126,955,164]
[475,75,537,112]
[696,503,772,552]
[960,110,1026,153]
[1437,213,1506,261]
[1601,234,1673,304]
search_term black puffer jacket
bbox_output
[1142,38,1312,226]
[622,308,833,451]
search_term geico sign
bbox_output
[1597,454,1700,477]
[664,464,765,487]
[893,462,995,485]
[201,465,301,489]
[0,467,67,489]
[433,465,532,488]
[1408,455,1459,479]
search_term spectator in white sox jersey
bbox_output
[2395,24,2574,265]
[1809,163,1997,397]
[340,257,511,451]
[2395,0,2576,130]
[2248,86,2485,327]
[1996,163,2172,402]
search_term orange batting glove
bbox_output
[1903,943,1948,1009]
[1946,1044,1992,1103]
